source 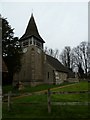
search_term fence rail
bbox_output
[2,89,90,113]
[50,91,90,94]
[3,90,90,97]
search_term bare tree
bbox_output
[44,47,59,59]
[54,49,59,59]
[48,48,54,57]
[87,41,90,72]
[44,46,48,54]
[60,46,71,69]
[71,41,88,77]
[45,41,89,78]
[71,46,83,71]
[80,42,88,75]
[78,62,84,78]
[60,49,67,66]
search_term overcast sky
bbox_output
[0,1,88,53]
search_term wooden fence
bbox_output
[3,89,90,113]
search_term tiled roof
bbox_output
[46,54,68,73]
[46,54,75,78]
[20,14,45,43]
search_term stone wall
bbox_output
[44,61,55,84]
[56,72,67,85]
[13,45,44,86]
[67,78,79,83]
[44,55,68,85]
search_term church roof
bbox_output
[46,54,68,73]
[46,54,75,78]
[20,14,45,43]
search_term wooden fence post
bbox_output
[47,88,51,113]
[8,91,11,111]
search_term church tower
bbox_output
[13,14,45,86]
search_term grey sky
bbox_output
[0,2,88,53]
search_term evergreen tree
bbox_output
[2,17,22,84]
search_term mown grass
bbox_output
[2,104,89,119]
[2,81,89,119]
[13,94,47,103]
[2,82,74,94]
[2,85,13,94]
[12,93,88,104]
[51,81,89,102]
[52,81,89,91]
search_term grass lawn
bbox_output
[2,104,89,119]
[2,81,89,119]
[52,81,89,92]
[2,82,74,94]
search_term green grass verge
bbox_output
[52,81,89,92]
[2,81,89,119]
[2,104,89,119]
[2,82,74,94]
[12,93,88,103]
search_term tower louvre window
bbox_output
[36,41,42,48]
[22,40,29,47]
[30,39,32,45]
[33,39,36,45]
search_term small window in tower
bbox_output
[30,40,32,45]
[33,40,36,45]
[36,41,42,48]
[23,41,29,47]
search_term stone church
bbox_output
[13,14,75,86]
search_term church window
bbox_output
[31,37,34,45]
[23,41,29,47]
[29,38,36,45]
[48,72,49,79]
[33,40,36,45]
[36,41,42,48]
[30,40,32,45]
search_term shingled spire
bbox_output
[20,14,45,43]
